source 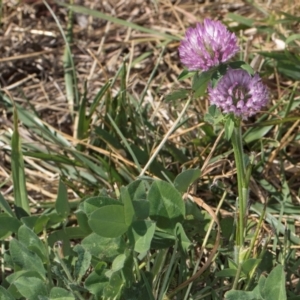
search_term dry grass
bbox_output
[0,0,299,204]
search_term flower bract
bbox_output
[179,19,239,71]
[208,68,269,119]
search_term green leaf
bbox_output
[175,223,191,254]
[208,104,221,117]
[148,181,185,230]
[7,280,24,299]
[262,265,286,300]
[103,271,124,299]
[178,69,195,80]
[225,117,235,140]
[18,225,48,263]
[220,217,234,240]
[165,143,189,164]
[251,276,265,299]
[151,230,175,249]
[128,220,156,253]
[192,71,212,97]
[216,268,237,278]
[228,259,238,270]
[49,287,75,300]
[88,205,128,238]
[228,61,255,75]
[111,254,127,273]
[121,187,135,227]
[83,196,122,216]
[165,89,189,102]
[75,210,92,234]
[45,211,65,227]
[122,252,135,286]
[0,214,22,239]
[174,169,201,193]
[64,226,89,240]
[0,286,15,300]
[84,262,108,297]
[9,239,46,279]
[73,244,92,283]
[242,258,262,277]
[5,270,44,285]
[55,180,70,218]
[244,125,273,144]
[225,289,259,300]
[21,216,39,229]
[210,64,228,87]
[127,180,147,201]
[46,229,71,256]
[258,250,273,274]
[0,192,15,217]
[132,200,149,220]
[204,105,224,125]
[227,13,254,27]
[34,215,50,232]
[81,233,125,262]
[13,276,48,300]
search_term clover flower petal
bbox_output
[208,68,269,119]
[179,19,239,71]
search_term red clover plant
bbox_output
[179,18,269,289]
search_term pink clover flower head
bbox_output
[208,68,269,119]
[179,18,239,71]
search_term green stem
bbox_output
[232,263,243,290]
[158,241,178,300]
[231,124,246,248]
[231,122,253,290]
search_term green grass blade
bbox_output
[44,0,79,113]
[13,104,72,147]
[89,80,111,118]
[251,203,300,244]
[138,47,166,109]
[63,3,78,114]
[76,81,88,151]
[107,113,141,173]
[158,241,178,300]
[57,2,180,41]
[11,106,30,215]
